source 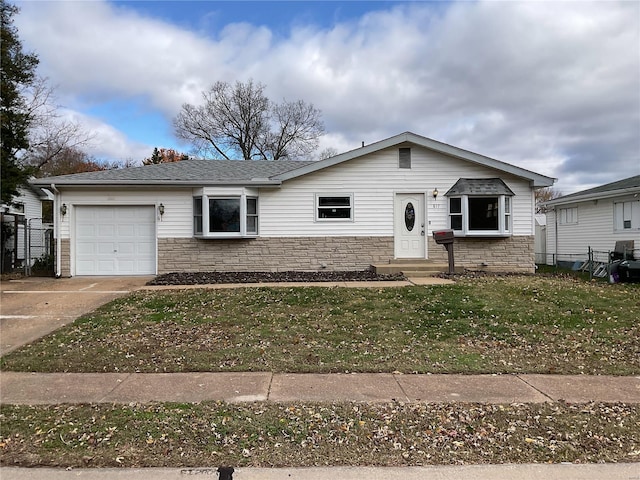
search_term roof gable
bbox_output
[545,175,640,206]
[275,132,555,187]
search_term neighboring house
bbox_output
[0,185,53,273]
[544,175,640,266]
[534,214,547,264]
[30,132,554,277]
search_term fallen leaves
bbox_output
[1,401,638,468]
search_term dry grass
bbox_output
[1,275,638,375]
[1,401,638,467]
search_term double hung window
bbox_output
[558,207,578,225]
[614,200,639,231]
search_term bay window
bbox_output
[448,195,512,235]
[445,178,514,236]
[194,195,258,238]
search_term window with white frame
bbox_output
[614,200,640,231]
[316,194,353,221]
[193,195,258,238]
[193,197,203,235]
[558,207,578,225]
[448,195,512,235]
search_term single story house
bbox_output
[31,132,555,277]
[543,175,640,265]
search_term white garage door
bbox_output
[75,206,156,275]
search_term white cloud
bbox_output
[15,0,639,193]
[73,111,151,163]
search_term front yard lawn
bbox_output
[1,275,638,375]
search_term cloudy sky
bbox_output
[14,0,640,194]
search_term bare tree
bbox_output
[174,79,324,160]
[22,77,93,172]
[317,147,339,160]
[35,146,134,177]
[535,187,562,213]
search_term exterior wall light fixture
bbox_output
[432,188,439,199]
[60,203,68,216]
[158,203,165,216]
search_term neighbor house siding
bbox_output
[547,195,640,264]
[20,188,43,221]
[259,145,535,238]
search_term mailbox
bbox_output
[432,229,455,274]
[433,229,455,244]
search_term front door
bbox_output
[394,193,426,258]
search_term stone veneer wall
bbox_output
[158,236,395,273]
[60,238,71,277]
[427,235,535,273]
[59,235,535,275]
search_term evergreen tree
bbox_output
[0,0,39,204]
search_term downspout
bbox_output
[553,206,558,267]
[50,184,62,277]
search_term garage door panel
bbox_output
[75,206,156,276]
[97,242,116,254]
[117,224,136,237]
[76,242,96,255]
[97,260,116,274]
[77,225,96,236]
[137,242,154,255]
[117,242,135,254]
[98,225,116,237]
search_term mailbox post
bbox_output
[433,229,455,274]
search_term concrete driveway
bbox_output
[0,276,152,356]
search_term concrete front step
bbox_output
[372,262,449,275]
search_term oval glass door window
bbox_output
[405,203,415,231]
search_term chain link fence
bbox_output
[1,216,54,276]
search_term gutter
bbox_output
[30,180,283,188]
[49,184,62,278]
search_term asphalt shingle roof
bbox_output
[562,175,639,198]
[444,178,515,196]
[31,159,317,186]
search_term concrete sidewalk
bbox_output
[1,464,639,480]
[2,372,638,405]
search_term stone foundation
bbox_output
[158,236,395,273]
[59,235,535,275]
[427,235,535,273]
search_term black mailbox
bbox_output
[432,229,455,274]
[433,229,455,244]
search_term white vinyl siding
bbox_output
[258,146,534,237]
[57,189,193,240]
[546,196,640,263]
